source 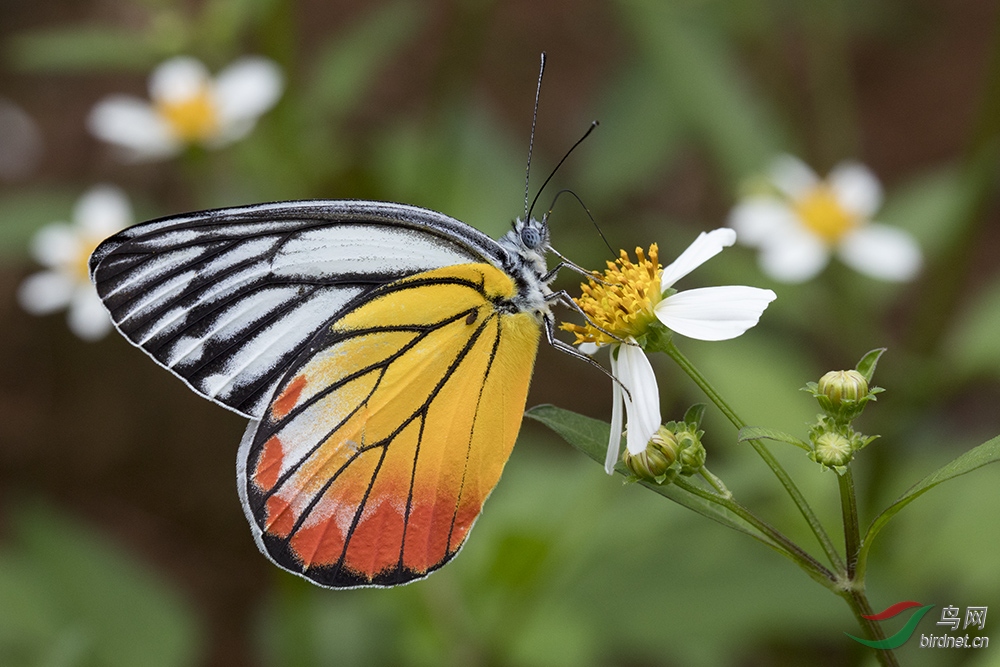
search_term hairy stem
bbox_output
[663,341,845,570]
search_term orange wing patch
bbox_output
[239,263,541,588]
[253,436,284,491]
[272,375,307,420]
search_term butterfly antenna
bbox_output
[547,188,616,256]
[524,52,547,222]
[527,120,599,222]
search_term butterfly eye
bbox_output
[466,310,478,325]
[520,226,542,249]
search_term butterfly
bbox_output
[88,196,595,588]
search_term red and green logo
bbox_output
[846,601,935,649]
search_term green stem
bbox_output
[839,587,901,667]
[663,341,845,571]
[699,466,732,498]
[673,477,837,587]
[838,467,860,579]
[836,470,898,666]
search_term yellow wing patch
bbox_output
[241,263,541,587]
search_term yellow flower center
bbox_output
[794,184,858,243]
[71,233,107,282]
[156,87,220,143]
[560,244,662,346]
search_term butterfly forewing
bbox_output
[89,201,508,418]
[238,263,542,587]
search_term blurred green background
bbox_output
[2,0,1000,665]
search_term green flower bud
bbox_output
[622,441,673,482]
[805,368,881,424]
[624,422,711,483]
[674,428,706,475]
[648,427,679,463]
[818,370,869,405]
[812,431,853,469]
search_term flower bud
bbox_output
[623,427,677,482]
[812,431,853,469]
[648,427,679,463]
[623,445,672,482]
[674,428,706,475]
[818,370,868,405]
[806,368,879,424]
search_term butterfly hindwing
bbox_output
[237,263,542,587]
[89,201,508,418]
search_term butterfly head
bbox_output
[494,216,553,319]
[516,216,546,250]
[504,215,550,270]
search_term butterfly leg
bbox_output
[542,312,632,401]
[545,289,628,346]
[541,254,612,286]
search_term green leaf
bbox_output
[0,188,78,259]
[856,435,1000,581]
[575,62,683,200]
[946,275,1000,378]
[617,1,787,186]
[307,1,422,120]
[737,426,812,452]
[6,27,161,72]
[0,502,202,666]
[684,403,707,428]
[525,405,778,547]
[878,164,975,253]
[854,348,886,382]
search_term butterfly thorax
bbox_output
[496,217,553,320]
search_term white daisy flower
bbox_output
[88,55,284,161]
[18,185,132,340]
[729,155,922,283]
[563,230,777,473]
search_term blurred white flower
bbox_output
[729,155,922,283]
[88,55,284,161]
[18,185,131,341]
[564,230,777,473]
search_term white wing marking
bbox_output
[91,202,506,418]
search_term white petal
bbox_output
[207,118,256,148]
[29,223,79,267]
[837,223,923,282]
[617,344,661,456]
[150,56,211,104]
[606,347,624,475]
[87,96,180,159]
[578,342,601,356]
[655,286,777,341]
[213,57,283,124]
[829,161,883,218]
[769,154,819,199]
[74,185,132,236]
[67,286,113,341]
[659,228,737,290]
[18,271,74,314]
[757,231,830,283]
[728,197,798,247]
